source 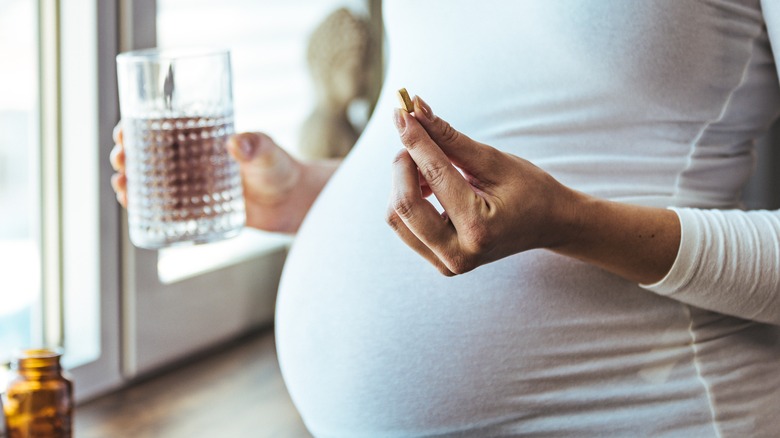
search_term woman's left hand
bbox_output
[388,95,681,282]
[387,96,584,276]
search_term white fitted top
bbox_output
[276,1,780,436]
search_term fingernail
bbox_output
[232,135,256,161]
[415,96,434,122]
[393,108,406,132]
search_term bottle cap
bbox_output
[13,348,63,374]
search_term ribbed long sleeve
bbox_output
[644,2,780,325]
[642,208,780,325]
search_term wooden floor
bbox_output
[75,329,312,438]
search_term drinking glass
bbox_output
[116,48,245,249]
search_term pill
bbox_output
[396,88,414,112]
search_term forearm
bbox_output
[244,157,341,234]
[300,158,341,207]
[389,94,780,324]
[550,195,780,325]
[551,193,681,285]
[285,158,341,232]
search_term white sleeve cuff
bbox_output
[640,207,701,295]
[639,207,780,325]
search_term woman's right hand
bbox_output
[110,126,339,234]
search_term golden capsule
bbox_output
[396,88,414,112]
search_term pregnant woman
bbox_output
[113,1,780,436]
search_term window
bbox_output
[1,0,379,402]
[154,0,370,283]
[0,0,41,364]
[122,0,376,378]
[1,0,123,402]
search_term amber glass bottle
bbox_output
[3,349,73,438]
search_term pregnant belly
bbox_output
[272,123,718,436]
[274,207,712,436]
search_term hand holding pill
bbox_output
[388,92,581,275]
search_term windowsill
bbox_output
[157,228,293,284]
[74,328,310,437]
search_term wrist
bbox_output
[298,159,340,204]
[280,159,340,233]
[547,194,681,284]
[543,187,595,252]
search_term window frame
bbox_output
[51,0,286,400]
[52,0,123,402]
[50,0,379,400]
[118,0,289,379]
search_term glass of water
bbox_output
[116,48,245,249]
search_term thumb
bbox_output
[227,132,299,195]
[411,95,496,180]
[228,132,278,164]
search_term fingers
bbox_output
[113,122,123,145]
[418,168,433,198]
[412,95,497,183]
[111,173,127,207]
[111,122,127,207]
[110,143,125,173]
[393,108,483,231]
[110,122,125,174]
[386,205,455,276]
[390,148,457,245]
[227,132,300,199]
[388,149,456,276]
